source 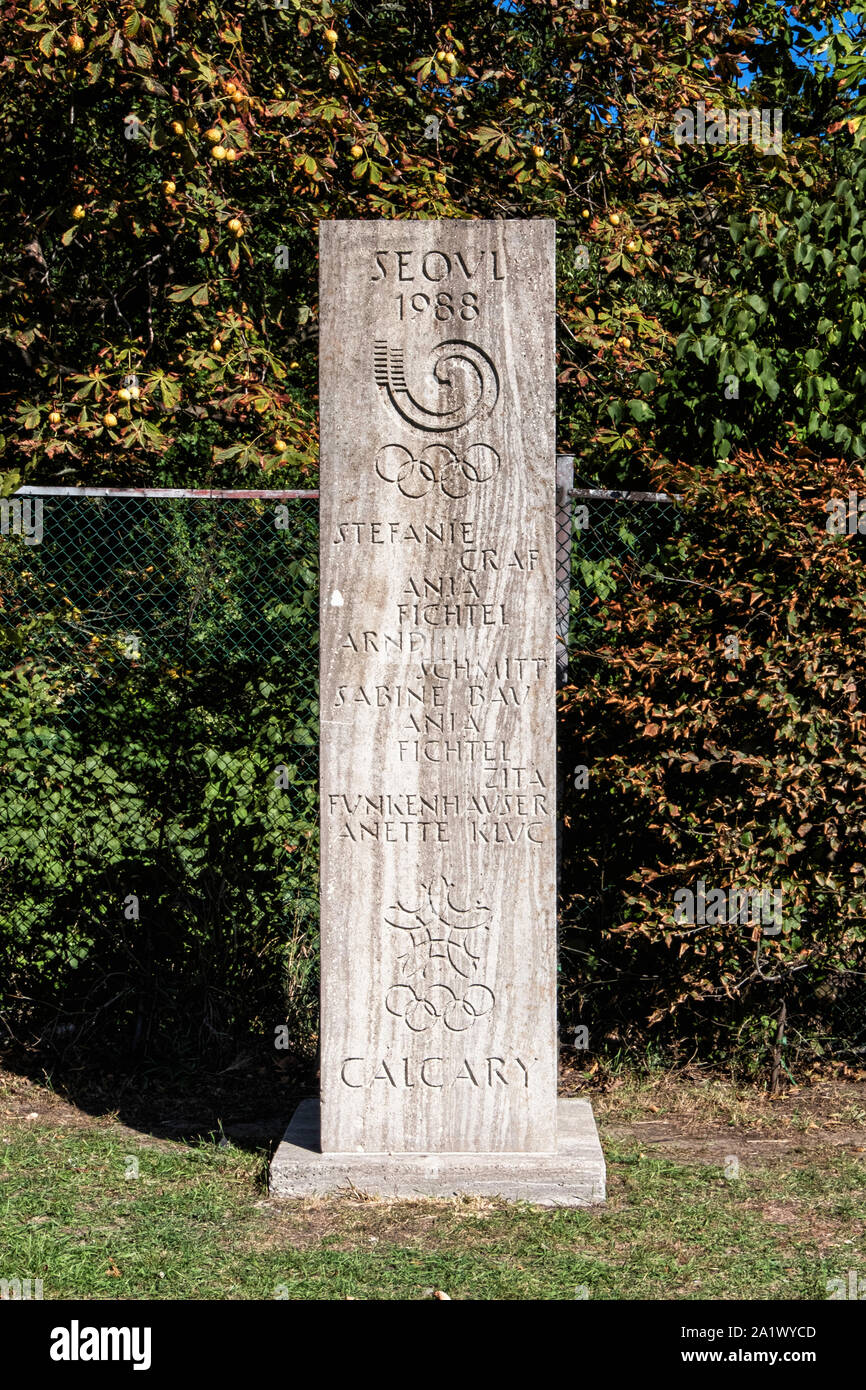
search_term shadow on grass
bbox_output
[0,1038,316,1158]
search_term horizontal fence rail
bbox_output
[14,486,321,499]
[13,467,681,506]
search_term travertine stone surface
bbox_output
[319,220,556,1155]
[270,1099,606,1205]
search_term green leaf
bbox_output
[128,41,152,68]
[167,283,207,303]
[155,373,182,408]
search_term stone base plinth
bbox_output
[269,1097,605,1207]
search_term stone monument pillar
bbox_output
[271,219,604,1204]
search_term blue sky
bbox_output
[491,1,862,95]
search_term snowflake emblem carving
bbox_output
[384,875,492,981]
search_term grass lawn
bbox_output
[1,1066,864,1301]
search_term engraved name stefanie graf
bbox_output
[330,518,539,570]
[330,522,541,635]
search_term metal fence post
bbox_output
[555,454,575,689]
[554,454,574,981]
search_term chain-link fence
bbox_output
[0,481,679,1062]
[6,482,859,1078]
[562,477,682,677]
[0,491,321,1059]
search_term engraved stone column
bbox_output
[271,219,605,1202]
